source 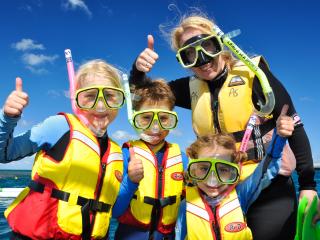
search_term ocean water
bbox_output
[1,170,320,239]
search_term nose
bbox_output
[95,97,107,112]
[206,171,219,187]
[150,119,160,132]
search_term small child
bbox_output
[113,79,188,240]
[175,105,295,240]
[0,60,125,239]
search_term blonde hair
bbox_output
[186,133,247,163]
[75,59,122,89]
[169,14,237,69]
[132,79,176,111]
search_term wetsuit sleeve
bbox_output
[175,199,187,240]
[129,64,192,109]
[112,146,139,218]
[0,110,69,163]
[237,129,287,213]
[252,59,316,191]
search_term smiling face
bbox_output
[138,99,171,146]
[77,74,119,136]
[179,28,225,81]
[196,146,235,198]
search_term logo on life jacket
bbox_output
[228,76,245,87]
[171,172,184,181]
[224,222,246,232]
[115,170,123,182]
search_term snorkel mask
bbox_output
[176,34,223,68]
[187,155,240,185]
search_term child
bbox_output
[112,79,188,240]
[175,105,295,240]
[0,60,125,240]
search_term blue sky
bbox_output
[0,0,319,169]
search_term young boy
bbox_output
[112,79,188,240]
[175,105,295,239]
[1,60,125,240]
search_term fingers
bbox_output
[135,35,159,72]
[3,77,29,117]
[128,147,144,183]
[147,34,154,50]
[16,77,23,92]
[280,104,289,116]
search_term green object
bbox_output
[295,196,320,240]
[187,157,240,184]
[132,109,178,130]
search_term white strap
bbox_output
[133,146,155,166]
[187,202,210,221]
[166,155,182,168]
[218,198,240,218]
[73,130,100,156]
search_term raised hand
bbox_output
[135,35,159,72]
[3,77,29,118]
[276,104,294,137]
[128,147,144,183]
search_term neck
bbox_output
[144,140,165,153]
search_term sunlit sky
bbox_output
[0,0,319,169]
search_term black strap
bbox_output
[28,180,111,240]
[132,195,177,208]
[232,120,274,142]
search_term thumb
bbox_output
[147,34,154,50]
[280,104,289,116]
[129,147,138,163]
[16,77,23,92]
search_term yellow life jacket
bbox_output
[186,185,252,240]
[5,113,123,239]
[119,140,184,234]
[190,56,271,179]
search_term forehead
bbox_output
[78,74,117,89]
[180,28,206,46]
[138,99,171,111]
[198,146,233,160]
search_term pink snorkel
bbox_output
[64,49,88,125]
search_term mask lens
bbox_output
[215,162,239,183]
[77,88,99,109]
[188,161,211,180]
[180,47,197,66]
[134,111,154,129]
[158,112,177,129]
[201,36,222,56]
[103,88,124,108]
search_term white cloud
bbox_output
[22,53,58,66]
[299,96,314,102]
[63,0,92,17]
[47,90,62,98]
[12,39,45,51]
[112,130,137,141]
[26,66,48,75]
[171,129,183,137]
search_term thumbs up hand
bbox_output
[128,147,144,183]
[135,34,159,72]
[276,104,294,137]
[3,77,29,117]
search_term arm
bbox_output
[237,128,287,213]
[252,59,316,192]
[0,110,69,163]
[175,199,187,240]
[112,147,139,218]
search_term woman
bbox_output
[129,14,317,240]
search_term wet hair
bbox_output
[132,79,176,111]
[186,133,247,163]
[168,14,237,69]
[75,59,122,89]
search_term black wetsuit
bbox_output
[129,60,316,240]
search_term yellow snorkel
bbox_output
[213,26,275,117]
